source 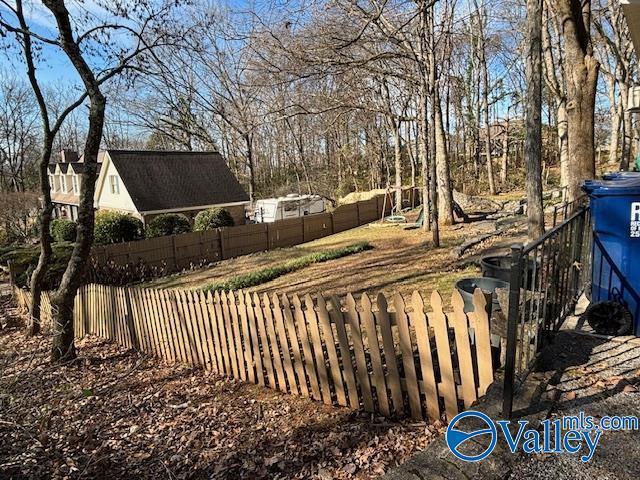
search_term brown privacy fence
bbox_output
[90,188,421,276]
[13,281,495,422]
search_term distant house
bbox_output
[50,150,250,225]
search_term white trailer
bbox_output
[253,194,326,223]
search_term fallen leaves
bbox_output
[0,300,443,479]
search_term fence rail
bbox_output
[503,206,591,417]
[89,188,420,280]
[14,281,495,423]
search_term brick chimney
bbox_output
[60,149,79,163]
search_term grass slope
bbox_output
[205,242,372,292]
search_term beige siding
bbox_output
[96,155,138,215]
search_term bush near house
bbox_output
[146,214,192,238]
[205,242,372,292]
[0,242,73,289]
[51,219,77,242]
[194,207,234,231]
[94,211,144,245]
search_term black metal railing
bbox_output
[552,194,588,227]
[503,206,591,417]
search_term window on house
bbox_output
[49,175,55,191]
[60,176,66,193]
[72,175,79,194]
[109,175,120,194]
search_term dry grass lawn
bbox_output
[147,200,530,306]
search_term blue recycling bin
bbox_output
[583,178,640,335]
[602,171,640,181]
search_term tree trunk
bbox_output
[478,5,496,195]
[557,99,569,192]
[427,7,439,246]
[609,104,621,168]
[28,142,55,336]
[621,81,632,170]
[245,133,256,202]
[15,0,55,336]
[500,112,509,184]
[44,0,107,362]
[525,0,545,239]
[556,0,599,203]
[393,124,403,211]
[419,83,431,234]
[434,89,454,225]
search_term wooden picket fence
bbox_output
[13,283,495,422]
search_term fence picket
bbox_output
[394,294,422,420]
[158,289,178,363]
[304,294,332,405]
[128,288,145,352]
[206,291,225,375]
[283,295,309,397]
[191,291,213,370]
[316,295,346,407]
[253,293,276,389]
[152,288,172,362]
[430,291,458,421]
[410,292,440,422]
[228,291,247,380]
[292,295,319,400]
[472,290,494,396]
[244,292,265,386]
[220,291,240,378]
[144,289,162,358]
[175,290,197,365]
[360,294,389,416]
[272,294,298,394]
[375,294,403,415]
[213,291,232,375]
[167,290,187,363]
[329,296,359,410]
[263,293,287,392]
[134,288,150,353]
[197,291,218,373]
[346,293,374,412]
[237,291,255,383]
[186,290,206,366]
[451,291,477,408]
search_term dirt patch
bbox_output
[0,300,444,479]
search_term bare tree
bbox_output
[0,75,38,192]
[525,0,545,238]
[555,0,600,202]
[1,0,181,354]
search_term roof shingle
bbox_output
[107,150,249,212]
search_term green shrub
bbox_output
[94,211,144,245]
[194,207,234,231]
[146,214,191,238]
[51,219,77,242]
[1,242,73,289]
[206,242,372,292]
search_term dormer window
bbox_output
[49,175,55,191]
[60,176,67,193]
[72,175,79,194]
[109,175,120,194]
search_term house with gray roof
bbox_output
[49,149,250,225]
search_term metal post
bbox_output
[503,244,524,419]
